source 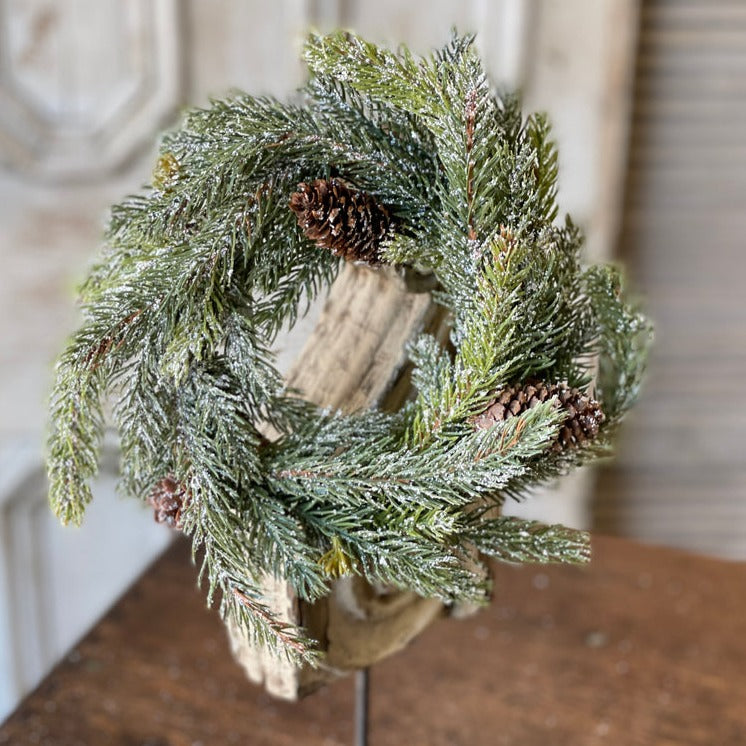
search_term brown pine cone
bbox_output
[147,476,187,528]
[471,381,605,452]
[289,178,392,264]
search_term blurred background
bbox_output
[1,0,744,721]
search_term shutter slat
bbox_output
[595,0,746,559]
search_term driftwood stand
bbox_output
[227,262,459,701]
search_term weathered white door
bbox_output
[0,0,637,719]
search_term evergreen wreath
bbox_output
[46,31,652,662]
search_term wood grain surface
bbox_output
[2,536,744,745]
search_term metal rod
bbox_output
[354,667,370,746]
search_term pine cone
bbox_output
[471,381,605,452]
[147,476,187,528]
[289,178,392,264]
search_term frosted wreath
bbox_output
[47,32,651,661]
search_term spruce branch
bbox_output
[47,359,106,526]
[232,588,311,656]
[465,516,591,564]
[587,265,654,424]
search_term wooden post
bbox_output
[227,263,454,699]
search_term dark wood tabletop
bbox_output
[1,535,744,745]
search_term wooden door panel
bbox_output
[0,0,181,178]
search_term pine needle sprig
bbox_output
[464,516,590,565]
[47,360,106,526]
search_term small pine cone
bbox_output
[147,476,187,528]
[289,178,392,264]
[471,381,605,453]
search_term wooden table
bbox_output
[1,536,744,745]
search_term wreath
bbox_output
[47,32,651,661]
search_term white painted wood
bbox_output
[187,0,311,102]
[0,442,50,717]
[0,0,182,179]
[520,0,640,263]
[0,0,327,719]
[343,0,475,51]
[472,0,537,88]
[0,441,173,723]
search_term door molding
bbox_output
[0,0,183,180]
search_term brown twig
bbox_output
[231,588,308,654]
[84,309,143,370]
[501,417,528,452]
